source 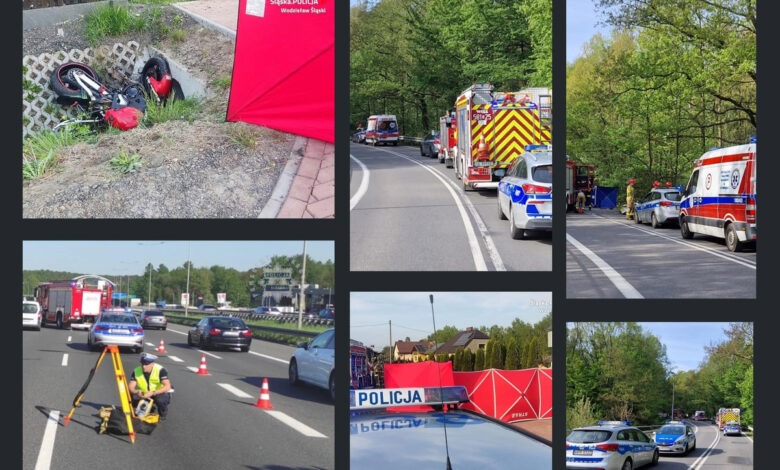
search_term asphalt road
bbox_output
[566,209,756,298]
[23,324,334,470]
[652,421,753,469]
[349,143,552,271]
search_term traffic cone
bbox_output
[254,378,273,409]
[197,353,210,375]
[156,338,167,354]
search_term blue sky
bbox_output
[568,322,736,373]
[350,291,552,350]
[567,0,611,64]
[637,322,735,373]
[22,241,334,275]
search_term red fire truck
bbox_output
[35,275,114,330]
[350,340,376,390]
[454,83,552,191]
[565,158,596,212]
[438,112,456,168]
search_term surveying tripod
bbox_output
[63,345,138,443]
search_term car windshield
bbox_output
[532,164,553,184]
[658,426,684,435]
[102,315,136,324]
[23,303,39,313]
[212,318,245,329]
[567,429,612,444]
[145,311,164,316]
[663,191,682,201]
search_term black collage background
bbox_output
[10,1,778,469]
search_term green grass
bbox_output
[143,97,202,125]
[227,123,260,149]
[23,149,57,180]
[212,76,232,92]
[109,150,143,174]
[85,4,147,46]
[22,125,95,180]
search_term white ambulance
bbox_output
[679,142,756,252]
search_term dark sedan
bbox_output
[419,132,440,158]
[187,316,253,352]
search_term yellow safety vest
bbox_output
[133,364,164,392]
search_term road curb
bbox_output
[259,136,308,218]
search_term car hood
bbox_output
[654,433,684,444]
[351,410,550,469]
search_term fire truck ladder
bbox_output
[538,94,552,143]
[63,345,137,443]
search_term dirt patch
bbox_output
[22,3,298,218]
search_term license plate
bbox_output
[473,161,492,167]
[109,329,127,334]
[223,331,239,337]
[572,450,592,456]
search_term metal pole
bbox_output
[147,263,152,307]
[185,241,191,317]
[298,241,306,330]
[388,320,393,364]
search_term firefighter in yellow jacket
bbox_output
[626,178,636,220]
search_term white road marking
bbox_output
[67,336,72,343]
[351,148,490,270]
[567,232,644,298]
[349,154,370,210]
[689,427,720,469]
[217,383,254,399]
[34,410,59,470]
[589,215,756,269]
[264,409,327,438]
[61,354,68,367]
[251,352,289,365]
[166,355,185,363]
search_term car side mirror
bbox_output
[297,341,309,350]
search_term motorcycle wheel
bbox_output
[49,62,101,104]
[141,56,173,101]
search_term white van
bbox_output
[679,142,756,252]
[364,115,399,146]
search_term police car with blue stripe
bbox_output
[652,420,696,455]
[497,144,553,239]
[566,420,659,470]
[634,183,682,228]
[351,386,551,469]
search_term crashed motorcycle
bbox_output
[49,57,180,132]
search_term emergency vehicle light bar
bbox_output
[597,420,632,426]
[350,386,469,410]
[525,144,551,152]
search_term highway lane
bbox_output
[566,210,756,298]
[349,143,552,271]
[23,325,334,470]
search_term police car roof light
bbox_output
[597,420,632,426]
[525,144,551,152]
[349,386,469,411]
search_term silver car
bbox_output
[288,328,335,401]
[87,309,145,353]
[566,421,659,470]
[23,300,42,331]
[139,309,168,330]
[634,186,682,228]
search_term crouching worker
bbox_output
[128,353,172,420]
